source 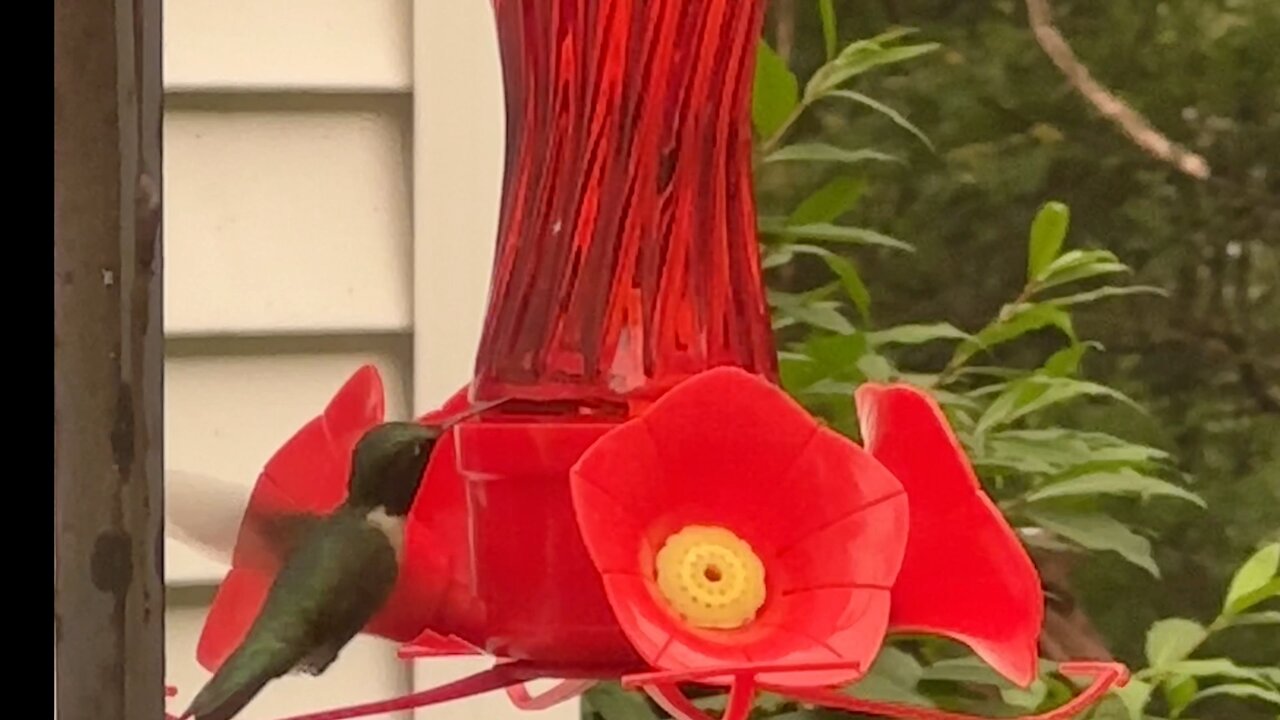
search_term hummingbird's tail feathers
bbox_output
[181,678,268,720]
[183,640,296,720]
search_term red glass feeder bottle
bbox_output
[170,2,1129,719]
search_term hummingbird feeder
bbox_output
[168,1,1128,718]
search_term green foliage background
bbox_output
[765,0,1279,678]
[584,2,1277,719]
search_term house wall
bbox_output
[161,3,572,718]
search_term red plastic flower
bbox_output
[855,384,1043,687]
[569,367,910,688]
[197,366,475,670]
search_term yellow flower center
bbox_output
[654,525,766,630]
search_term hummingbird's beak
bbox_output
[411,425,437,444]
[433,396,513,431]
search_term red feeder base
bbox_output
[447,418,642,666]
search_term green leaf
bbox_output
[779,356,823,394]
[1188,683,1280,707]
[1164,675,1198,718]
[951,366,1027,382]
[950,304,1075,368]
[1145,618,1208,669]
[826,90,935,151]
[788,245,872,321]
[1224,543,1280,614]
[1043,285,1168,308]
[584,684,657,720]
[868,323,972,347]
[691,690,794,713]
[777,223,914,252]
[971,449,1059,476]
[1027,508,1160,576]
[929,388,983,412]
[802,331,870,371]
[1025,470,1204,508]
[689,694,726,712]
[986,429,1170,471]
[1002,680,1049,710]
[763,142,902,166]
[1113,679,1155,720]
[922,657,1009,685]
[769,283,838,306]
[818,0,837,60]
[806,32,940,99]
[870,647,924,684]
[1164,659,1280,688]
[752,41,799,140]
[1228,610,1280,626]
[1225,578,1280,616]
[757,214,790,235]
[787,175,866,226]
[1028,201,1070,281]
[778,302,856,334]
[857,353,896,381]
[1033,249,1130,291]
[848,647,934,706]
[795,378,859,398]
[1042,342,1097,377]
[922,656,1057,686]
[762,245,795,269]
[975,375,1144,435]
[753,692,790,713]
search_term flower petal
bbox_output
[601,576,885,687]
[196,569,268,671]
[772,429,908,591]
[570,419,666,576]
[579,367,886,554]
[781,587,890,686]
[260,364,385,510]
[636,367,822,540]
[572,368,909,687]
[600,573,678,665]
[855,383,1043,687]
[774,492,907,593]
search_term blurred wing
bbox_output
[166,472,327,574]
[165,469,249,567]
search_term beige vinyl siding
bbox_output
[161,2,583,718]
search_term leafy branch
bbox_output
[1024,0,1210,181]
[754,28,938,159]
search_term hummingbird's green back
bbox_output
[184,508,399,720]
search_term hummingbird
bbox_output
[180,420,440,720]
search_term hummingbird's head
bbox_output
[346,421,441,516]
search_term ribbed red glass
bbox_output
[472,0,778,407]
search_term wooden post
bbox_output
[53,0,165,715]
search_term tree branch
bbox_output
[1025,0,1211,181]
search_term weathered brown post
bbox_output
[53,0,165,715]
